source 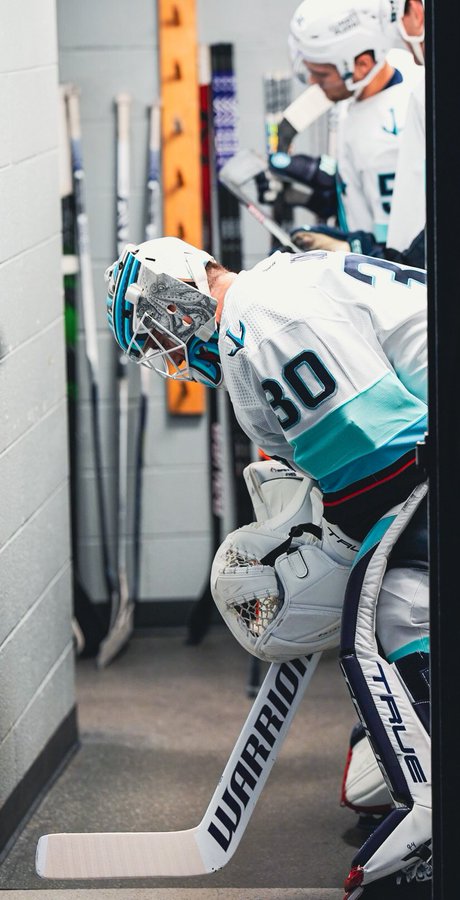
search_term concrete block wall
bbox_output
[56,0,329,611]
[0,0,77,849]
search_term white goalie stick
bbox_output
[36,653,321,879]
[66,85,120,636]
[97,93,133,669]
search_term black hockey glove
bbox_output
[255,170,283,206]
[268,151,339,220]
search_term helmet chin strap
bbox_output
[344,57,386,98]
[398,22,425,64]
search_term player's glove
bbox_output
[268,151,339,220]
[255,169,283,206]
[291,225,351,252]
[290,224,387,256]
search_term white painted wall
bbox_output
[0,0,75,814]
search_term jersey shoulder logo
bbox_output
[382,107,400,136]
[226,320,246,356]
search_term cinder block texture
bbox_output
[0,0,75,824]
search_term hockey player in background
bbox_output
[383,0,426,266]
[105,237,431,898]
[288,0,426,267]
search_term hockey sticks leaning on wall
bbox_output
[59,85,107,657]
[66,85,119,642]
[130,101,162,610]
[97,93,134,669]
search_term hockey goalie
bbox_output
[211,458,431,899]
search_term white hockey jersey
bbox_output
[337,63,423,243]
[386,75,426,254]
[219,250,427,538]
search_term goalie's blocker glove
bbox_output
[268,151,339,220]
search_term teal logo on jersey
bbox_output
[382,108,399,136]
[226,321,246,356]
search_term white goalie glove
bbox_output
[210,461,359,662]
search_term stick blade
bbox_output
[36,828,209,879]
[219,148,267,188]
[96,601,135,669]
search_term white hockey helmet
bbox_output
[289,0,390,93]
[105,237,223,387]
[380,0,425,63]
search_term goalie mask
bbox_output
[210,471,358,663]
[105,237,223,388]
[289,0,389,95]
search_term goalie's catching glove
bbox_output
[210,471,358,663]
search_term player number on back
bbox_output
[262,350,337,430]
[344,254,426,287]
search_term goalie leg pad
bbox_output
[340,483,431,887]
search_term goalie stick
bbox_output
[246,74,294,698]
[97,92,133,669]
[66,85,119,637]
[186,48,223,644]
[131,100,161,607]
[36,652,320,879]
[187,44,255,646]
[59,86,107,658]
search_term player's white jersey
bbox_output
[337,63,423,243]
[386,75,426,253]
[219,250,427,537]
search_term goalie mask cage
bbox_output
[425,1,460,896]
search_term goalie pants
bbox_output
[340,483,431,886]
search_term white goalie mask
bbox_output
[380,0,425,64]
[105,237,223,387]
[289,0,390,95]
[211,461,359,663]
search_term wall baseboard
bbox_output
[0,706,79,860]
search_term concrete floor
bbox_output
[0,626,361,898]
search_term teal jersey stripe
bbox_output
[353,514,396,566]
[291,372,427,486]
[320,414,427,494]
[388,637,430,662]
